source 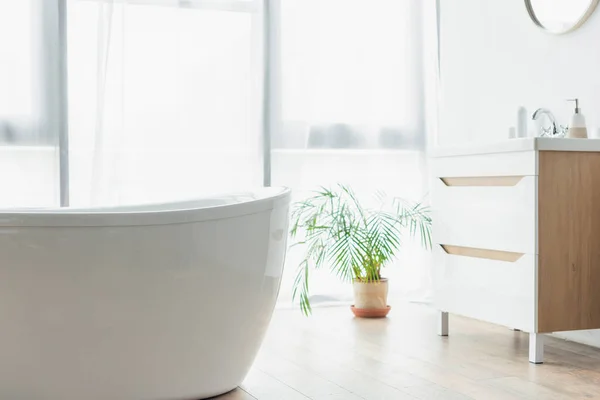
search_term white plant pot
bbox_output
[353,278,388,309]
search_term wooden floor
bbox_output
[214,303,600,400]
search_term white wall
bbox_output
[439,0,600,146]
[438,0,600,348]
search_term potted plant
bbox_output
[290,184,432,317]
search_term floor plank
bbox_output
[241,369,309,400]
[212,303,600,400]
[209,388,257,400]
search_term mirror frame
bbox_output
[525,0,600,34]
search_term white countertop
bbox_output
[432,137,600,158]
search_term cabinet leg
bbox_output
[437,311,449,336]
[529,333,544,364]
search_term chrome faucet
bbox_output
[532,108,559,137]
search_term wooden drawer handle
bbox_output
[440,176,524,187]
[440,244,524,262]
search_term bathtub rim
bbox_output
[0,187,290,227]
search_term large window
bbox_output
[272,0,431,306]
[67,0,264,205]
[0,0,434,307]
[0,1,63,207]
[1,0,265,207]
[274,0,424,150]
[0,1,37,144]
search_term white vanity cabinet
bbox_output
[431,138,600,363]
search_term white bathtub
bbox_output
[0,187,291,400]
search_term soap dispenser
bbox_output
[567,99,588,138]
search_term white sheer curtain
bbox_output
[274,0,425,150]
[64,0,438,309]
[67,0,265,207]
[272,0,437,308]
[0,0,60,208]
[0,1,36,144]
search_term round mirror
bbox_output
[525,0,600,34]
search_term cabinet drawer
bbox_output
[432,175,537,254]
[431,151,537,178]
[433,245,536,332]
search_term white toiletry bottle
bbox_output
[508,127,516,139]
[517,106,528,138]
[567,99,588,138]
